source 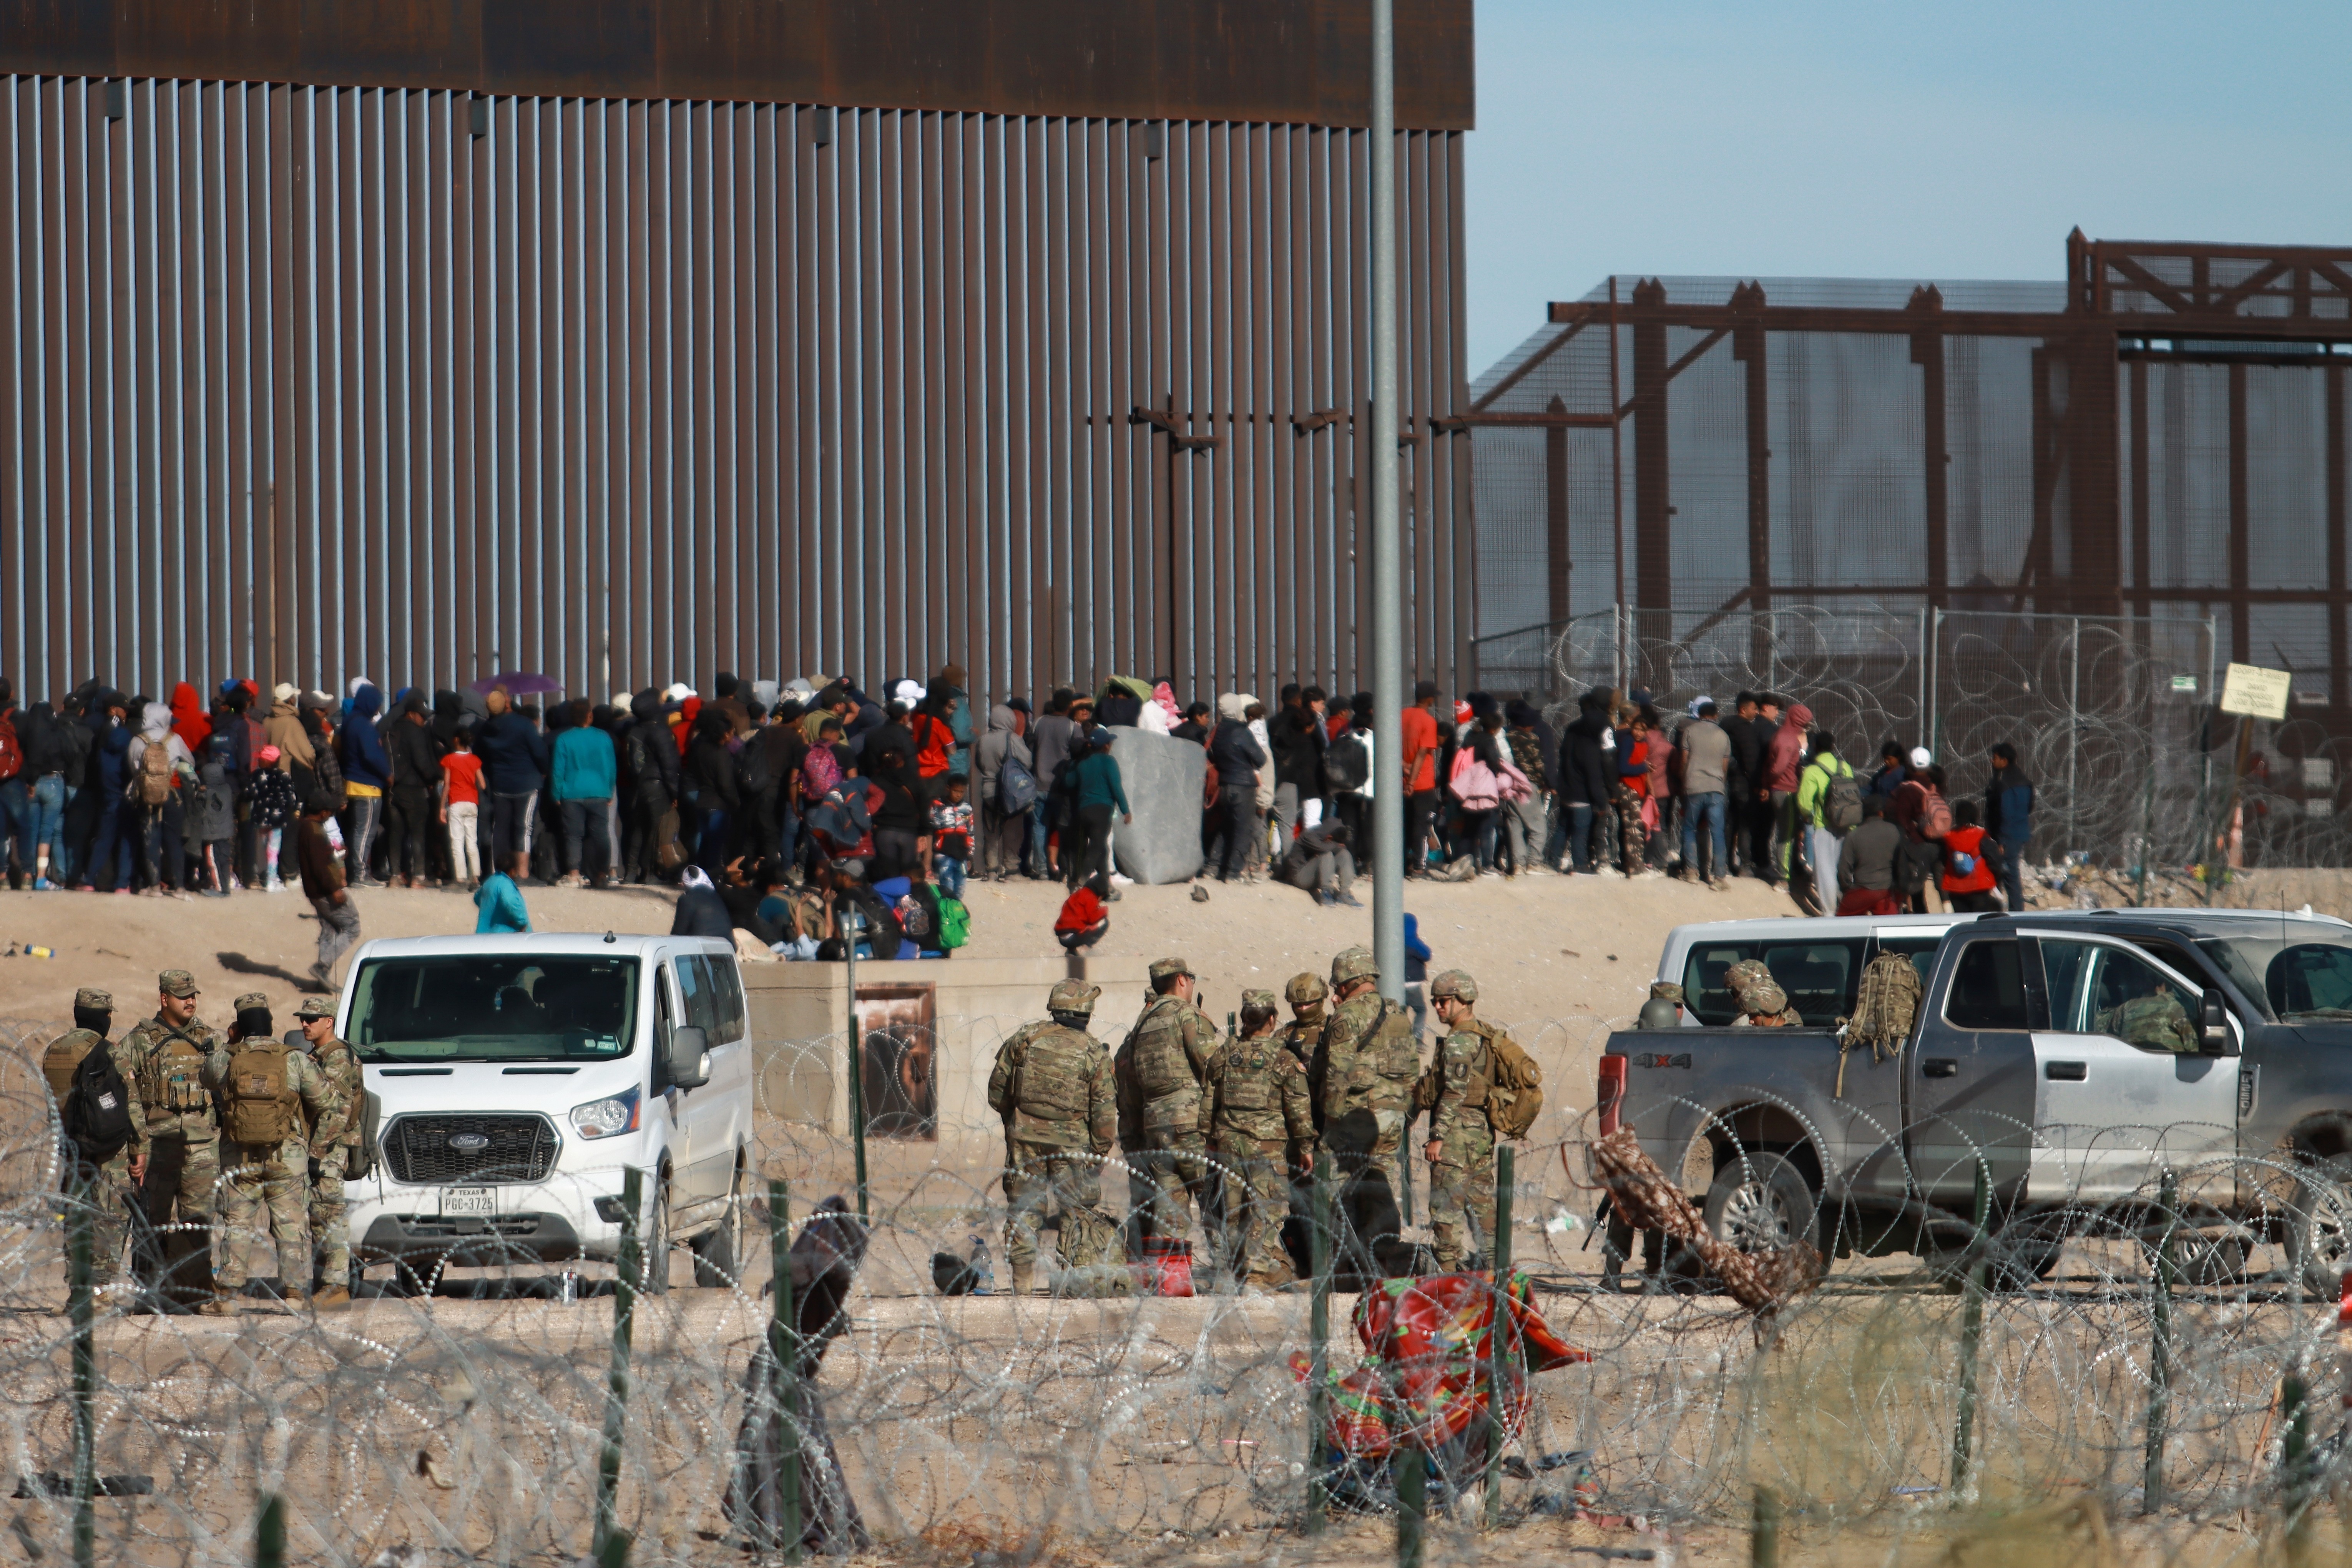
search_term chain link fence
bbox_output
[1474,603,2352,877]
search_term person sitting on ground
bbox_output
[1274,818,1361,907]
[718,856,788,947]
[1056,877,1111,952]
[474,851,533,934]
[670,864,734,939]
[1835,795,1905,917]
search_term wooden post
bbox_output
[771,1178,802,1563]
[594,1166,643,1560]
[1306,1150,1334,1533]
[1950,1160,1990,1494]
[2143,1169,2176,1513]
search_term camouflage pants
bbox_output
[1003,1139,1120,1281]
[309,1148,350,1284]
[1613,784,1648,873]
[61,1151,138,1286]
[136,1134,221,1301]
[1214,1135,1295,1287]
[216,1139,312,1289]
[1427,1139,1497,1271]
[1126,1132,1222,1260]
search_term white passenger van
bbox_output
[334,932,754,1293]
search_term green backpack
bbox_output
[936,894,972,950]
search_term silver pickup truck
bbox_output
[1601,908,2352,1289]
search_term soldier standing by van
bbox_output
[201,994,335,1313]
[293,997,362,1307]
[42,988,143,1299]
[1310,947,1422,1273]
[117,970,223,1309]
[1416,971,1500,1271]
[988,980,1120,1296]
[1202,991,1314,1289]
[1115,958,1223,1264]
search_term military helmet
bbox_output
[1330,946,1379,986]
[1047,979,1101,1015]
[1428,969,1478,1003]
[1240,988,1277,1014]
[1638,997,1682,1029]
[1285,971,1329,1008]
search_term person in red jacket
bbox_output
[1940,797,2002,912]
[1055,876,1110,952]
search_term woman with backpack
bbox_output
[1794,731,1857,918]
[1891,760,1953,913]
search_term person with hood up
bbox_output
[683,709,741,873]
[75,694,136,892]
[1208,693,1269,882]
[1553,693,1614,874]
[1763,700,1813,887]
[262,683,315,777]
[168,682,212,756]
[972,702,1033,882]
[1141,681,1179,736]
[338,682,393,887]
[125,701,196,894]
[623,689,683,883]
[669,864,734,939]
[384,694,442,887]
[192,735,239,895]
[1793,729,1855,917]
[1983,742,2035,912]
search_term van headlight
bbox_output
[568,1086,641,1139]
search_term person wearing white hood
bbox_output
[125,701,196,895]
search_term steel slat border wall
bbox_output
[3,77,1468,706]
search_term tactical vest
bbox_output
[1216,1038,1282,1114]
[224,1041,301,1146]
[1362,1001,1419,1091]
[307,1038,360,1144]
[42,1028,103,1105]
[143,1027,213,1118]
[1126,1000,1200,1100]
[1438,1027,1493,1108]
[1011,1024,1096,1122]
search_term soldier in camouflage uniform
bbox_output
[1115,957,1224,1264]
[988,979,1122,1296]
[1310,947,1422,1272]
[1415,971,1500,1271]
[1276,972,1329,1069]
[293,997,362,1306]
[1724,959,1802,1027]
[116,970,224,1309]
[201,994,335,1313]
[1202,990,1315,1289]
[2096,984,2199,1054]
[41,988,143,1296]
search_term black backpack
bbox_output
[1325,733,1370,792]
[64,1043,135,1164]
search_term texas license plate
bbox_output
[441,1188,495,1218]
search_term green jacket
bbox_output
[1795,754,1855,829]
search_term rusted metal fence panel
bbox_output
[1,78,1470,705]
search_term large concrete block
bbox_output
[1107,725,1206,885]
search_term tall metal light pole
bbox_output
[1369,0,1405,999]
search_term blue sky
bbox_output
[1463,0,2352,372]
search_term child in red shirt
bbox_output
[1940,797,2002,912]
[439,732,487,886]
[1055,878,1110,952]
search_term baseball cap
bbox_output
[295,995,336,1019]
[1909,746,1933,768]
[158,970,199,999]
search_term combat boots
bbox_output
[311,1285,351,1311]
[1009,1263,1034,1297]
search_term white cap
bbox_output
[893,679,926,705]
[1909,746,1933,768]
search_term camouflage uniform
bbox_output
[116,972,224,1303]
[1203,992,1316,1287]
[41,988,142,1287]
[296,997,362,1287]
[1724,958,1802,1028]
[1115,958,1223,1259]
[2097,992,2199,1054]
[988,980,1121,1291]
[1276,973,1329,1071]
[1415,971,1497,1271]
[1310,948,1421,1198]
[204,1002,333,1304]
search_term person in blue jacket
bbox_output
[474,851,533,933]
[550,699,618,886]
[1984,742,2035,912]
[1404,911,1433,1039]
[340,682,394,886]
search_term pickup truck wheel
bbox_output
[1700,1152,1825,1280]
[2289,1154,2352,1297]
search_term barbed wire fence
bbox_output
[1474,603,2352,891]
[0,1010,2344,1566]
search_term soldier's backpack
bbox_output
[1824,770,1864,832]
[1470,1022,1546,1139]
[224,1040,301,1145]
[41,1030,98,1105]
[135,739,175,807]
[1835,950,1923,1095]
[64,1044,134,1163]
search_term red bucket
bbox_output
[1134,1237,1195,1297]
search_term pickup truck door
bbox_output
[1905,934,2038,1207]
[2025,934,2237,1204]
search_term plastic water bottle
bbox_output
[968,1234,994,1296]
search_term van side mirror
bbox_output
[2200,989,2237,1056]
[666,1024,711,1088]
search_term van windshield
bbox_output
[347,954,640,1062]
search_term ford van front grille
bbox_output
[384,1114,560,1185]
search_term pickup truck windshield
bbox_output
[2196,933,2352,1023]
[347,954,641,1061]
